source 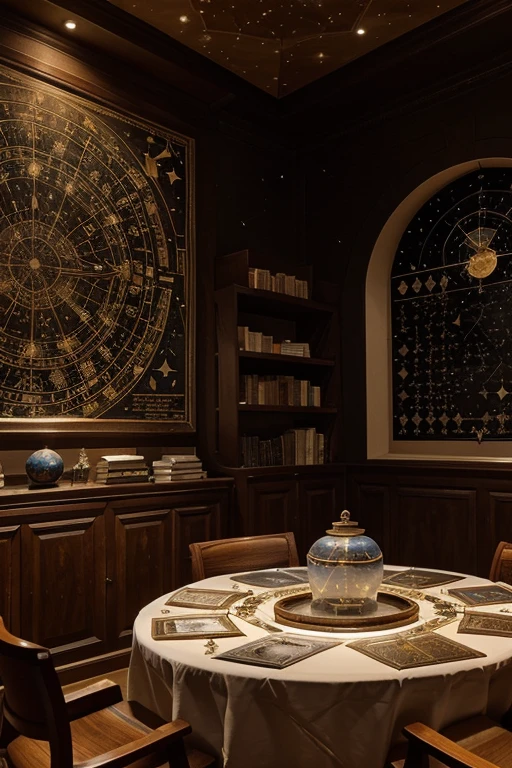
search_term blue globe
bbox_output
[26,448,64,486]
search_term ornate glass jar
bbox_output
[307,510,383,614]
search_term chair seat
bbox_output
[388,715,512,768]
[441,715,512,767]
[7,701,215,768]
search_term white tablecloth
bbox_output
[128,568,512,768]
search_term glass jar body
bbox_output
[307,533,383,614]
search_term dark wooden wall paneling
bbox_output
[302,66,512,461]
[346,463,512,577]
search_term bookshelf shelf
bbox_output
[215,251,341,470]
[239,351,335,367]
[239,405,338,413]
[234,286,335,317]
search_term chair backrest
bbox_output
[0,617,73,765]
[489,541,512,584]
[189,532,300,581]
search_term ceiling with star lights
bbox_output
[106,0,472,97]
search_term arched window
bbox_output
[366,159,512,460]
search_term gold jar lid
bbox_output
[326,509,366,537]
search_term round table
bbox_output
[128,568,512,768]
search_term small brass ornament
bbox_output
[204,639,218,655]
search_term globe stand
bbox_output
[27,479,60,490]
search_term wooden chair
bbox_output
[0,617,215,768]
[489,541,512,585]
[389,712,512,768]
[189,532,300,581]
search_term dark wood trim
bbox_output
[0,6,211,135]
[4,0,511,152]
[0,478,234,513]
[56,648,130,687]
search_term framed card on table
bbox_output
[165,588,250,610]
[151,614,244,640]
[447,584,512,606]
[230,569,309,588]
[214,633,342,669]
[382,569,462,589]
[347,632,486,670]
[458,610,512,637]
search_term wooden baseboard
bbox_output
[56,649,131,686]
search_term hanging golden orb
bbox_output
[467,247,497,279]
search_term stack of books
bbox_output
[95,455,149,484]
[237,327,311,357]
[152,455,207,482]
[248,268,309,298]
[239,374,321,406]
[241,428,325,467]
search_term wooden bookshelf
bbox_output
[215,261,341,469]
[212,251,344,551]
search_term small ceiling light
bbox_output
[356,28,366,35]
[64,20,77,30]
[179,15,189,22]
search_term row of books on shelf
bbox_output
[237,326,310,357]
[240,375,321,407]
[248,268,309,298]
[241,428,326,467]
[95,454,206,484]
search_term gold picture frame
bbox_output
[165,588,251,610]
[447,584,512,606]
[347,632,486,670]
[214,633,342,669]
[458,610,512,637]
[0,63,195,436]
[151,614,244,641]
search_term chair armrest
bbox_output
[65,679,123,721]
[75,719,192,768]
[403,723,500,768]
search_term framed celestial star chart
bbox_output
[391,167,512,440]
[0,64,194,434]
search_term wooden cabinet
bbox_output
[108,506,172,649]
[236,467,345,561]
[215,251,341,470]
[247,479,298,535]
[21,510,107,666]
[0,524,21,635]
[170,501,224,587]
[299,474,345,557]
[0,478,232,680]
[345,460,512,577]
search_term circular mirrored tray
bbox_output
[274,591,419,632]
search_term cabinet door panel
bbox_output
[21,516,106,662]
[171,502,225,588]
[350,482,390,555]
[110,509,171,646]
[299,476,343,561]
[0,525,21,635]
[395,487,477,573]
[247,480,298,537]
